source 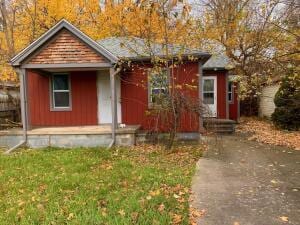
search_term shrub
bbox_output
[271,71,300,130]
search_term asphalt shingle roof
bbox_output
[202,54,231,69]
[98,37,210,60]
[98,37,231,69]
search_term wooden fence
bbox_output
[0,93,21,129]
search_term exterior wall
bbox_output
[259,84,280,118]
[27,70,98,127]
[203,70,227,119]
[229,82,239,121]
[121,62,200,132]
[28,29,107,64]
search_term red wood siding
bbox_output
[121,62,200,132]
[203,70,227,119]
[229,82,239,121]
[28,29,107,64]
[27,70,98,127]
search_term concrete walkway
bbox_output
[191,135,300,225]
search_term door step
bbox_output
[203,119,236,134]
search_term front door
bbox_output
[202,76,217,117]
[97,71,121,124]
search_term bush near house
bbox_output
[0,145,203,225]
[271,73,300,131]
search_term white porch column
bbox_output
[110,67,118,143]
[198,62,204,132]
[19,68,28,133]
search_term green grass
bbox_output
[0,144,202,225]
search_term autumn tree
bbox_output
[110,0,208,149]
[194,0,299,115]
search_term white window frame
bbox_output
[202,76,217,117]
[228,81,234,104]
[50,73,72,111]
[148,68,170,107]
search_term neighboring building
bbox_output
[3,20,239,148]
[0,82,20,125]
[259,84,280,118]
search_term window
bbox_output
[203,79,215,104]
[149,69,169,105]
[228,81,234,103]
[51,74,71,109]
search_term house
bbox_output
[0,19,239,149]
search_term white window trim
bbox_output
[148,68,170,108]
[50,73,72,111]
[202,76,217,117]
[228,81,234,104]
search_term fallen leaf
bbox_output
[131,212,138,221]
[67,213,74,220]
[118,209,126,217]
[158,203,165,212]
[271,179,278,184]
[173,194,180,199]
[280,216,289,222]
[172,214,182,224]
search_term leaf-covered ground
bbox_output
[236,117,300,150]
[0,144,203,225]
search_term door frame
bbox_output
[97,71,122,124]
[202,76,217,117]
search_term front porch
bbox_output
[0,125,140,149]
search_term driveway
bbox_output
[191,135,300,225]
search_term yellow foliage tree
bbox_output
[0,0,192,82]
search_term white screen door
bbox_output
[97,71,121,124]
[202,76,217,117]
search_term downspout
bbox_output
[107,66,122,149]
[198,61,204,133]
[4,68,27,154]
[225,71,229,119]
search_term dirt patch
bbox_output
[236,117,300,150]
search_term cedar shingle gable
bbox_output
[29,29,107,64]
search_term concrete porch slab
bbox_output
[0,125,140,148]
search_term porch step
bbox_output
[203,119,236,134]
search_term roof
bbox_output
[203,54,233,70]
[98,37,211,61]
[10,20,231,69]
[11,19,118,66]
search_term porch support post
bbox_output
[198,62,204,132]
[19,68,28,138]
[225,71,229,119]
[110,67,118,143]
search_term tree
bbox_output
[271,69,300,130]
[114,0,208,149]
[193,0,299,115]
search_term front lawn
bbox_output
[0,144,202,224]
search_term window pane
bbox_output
[150,70,168,104]
[54,92,70,107]
[53,75,69,90]
[151,72,168,89]
[203,79,214,92]
[228,93,232,102]
[203,93,214,104]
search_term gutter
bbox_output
[4,68,28,154]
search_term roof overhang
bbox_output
[120,53,211,63]
[10,19,118,67]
